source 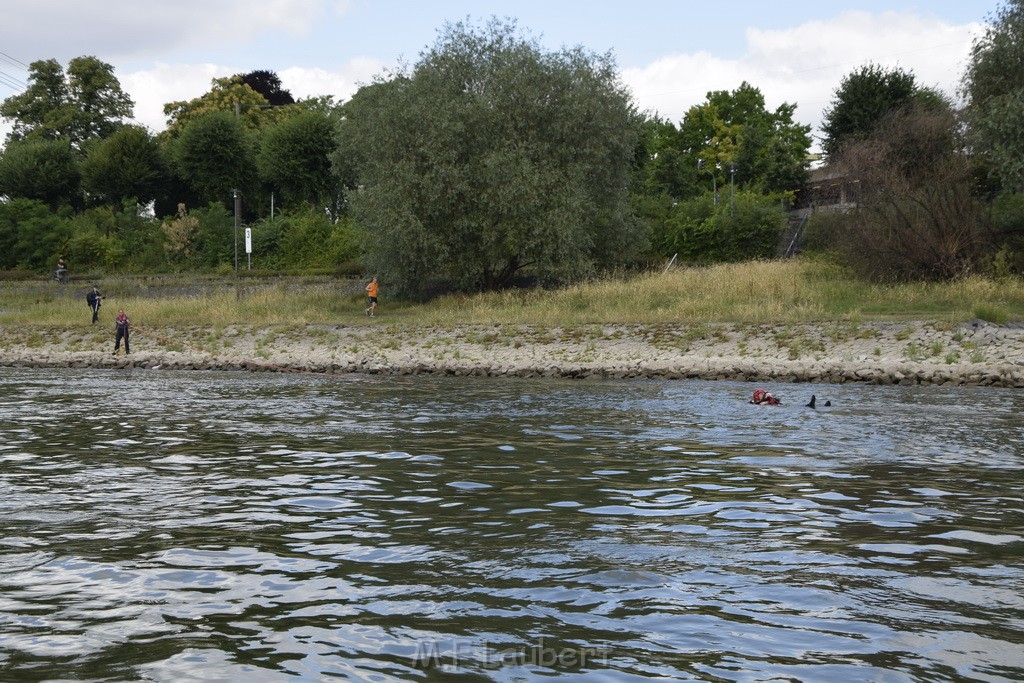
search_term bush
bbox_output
[664,191,786,263]
[974,304,1009,325]
[0,198,71,270]
[274,206,361,269]
[65,204,167,272]
[190,202,234,268]
[991,193,1024,275]
[826,105,990,280]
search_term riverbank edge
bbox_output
[2,320,1023,387]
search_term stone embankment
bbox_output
[2,319,1022,387]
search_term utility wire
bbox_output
[0,50,29,69]
[0,68,26,90]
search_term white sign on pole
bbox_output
[244,227,252,254]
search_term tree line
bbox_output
[0,5,1022,294]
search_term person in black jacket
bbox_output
[86,285,103,324]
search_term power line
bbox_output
[0,50,29,69]
[0,68,26,91]
[0,49,28,94]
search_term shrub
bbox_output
[826,105,990,280]
[664,191,786,263]
[974,304,1009,325]
[275,206,361,269]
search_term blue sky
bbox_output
[0,1,992,144]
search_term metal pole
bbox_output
[663,253,678,275]
[233,189,240,272]
[730,163,736,215]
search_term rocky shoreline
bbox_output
[2,319,1023,387]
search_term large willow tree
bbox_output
[336,18,644,294]
[963,0,1024,192]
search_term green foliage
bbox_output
[963,0,1024,192]
[637,83,810,203]
[821,63,918,159]
[0,56,133,149]
[699,82,811,194]
[170,111,256,206]
[633,117,701,199]
[257,110,341,213]
[256,207,361,269]
[974,304,1010,324]
[0,198,71,270]
[80,125,167,206]
[992,192,1024,273]
[663,191,786,262]
[0,138,80,209]
[337,18,644,294]
[190,202,235,268]
[65,203,167,271]
[162,76,298,140]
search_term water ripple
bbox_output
[0,369,1022,681]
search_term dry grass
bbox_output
[408,260,1024,325]
[1,260,1022,330]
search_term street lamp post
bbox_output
[233,189,240,272]
[729,162,736,215]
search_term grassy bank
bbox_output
[1,259,1022,329]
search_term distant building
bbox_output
[806,164,860,210]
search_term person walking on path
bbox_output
[365,277,379,317]
[86,285,103,324]
[113,309,131,355]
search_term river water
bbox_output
[0,368,1022,682]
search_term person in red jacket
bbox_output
[750,389,781,405]
[113,309,131,355]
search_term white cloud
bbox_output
[3,0,324,63]
[621,10,980,144]
[119,63,236,132]
[0,6,983,152]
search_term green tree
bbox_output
[162,76,297,140]
[702,82,810,194]
[336,18,644,294]
[0,139,80,209]
[633,117,698,199]
[963,0,1024,192]
[257,110,341,213]
[169,111,256,206]
[637,83,810,202]
[821,63,922,159]
[80,125,168,207]
[0,56,133,149]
